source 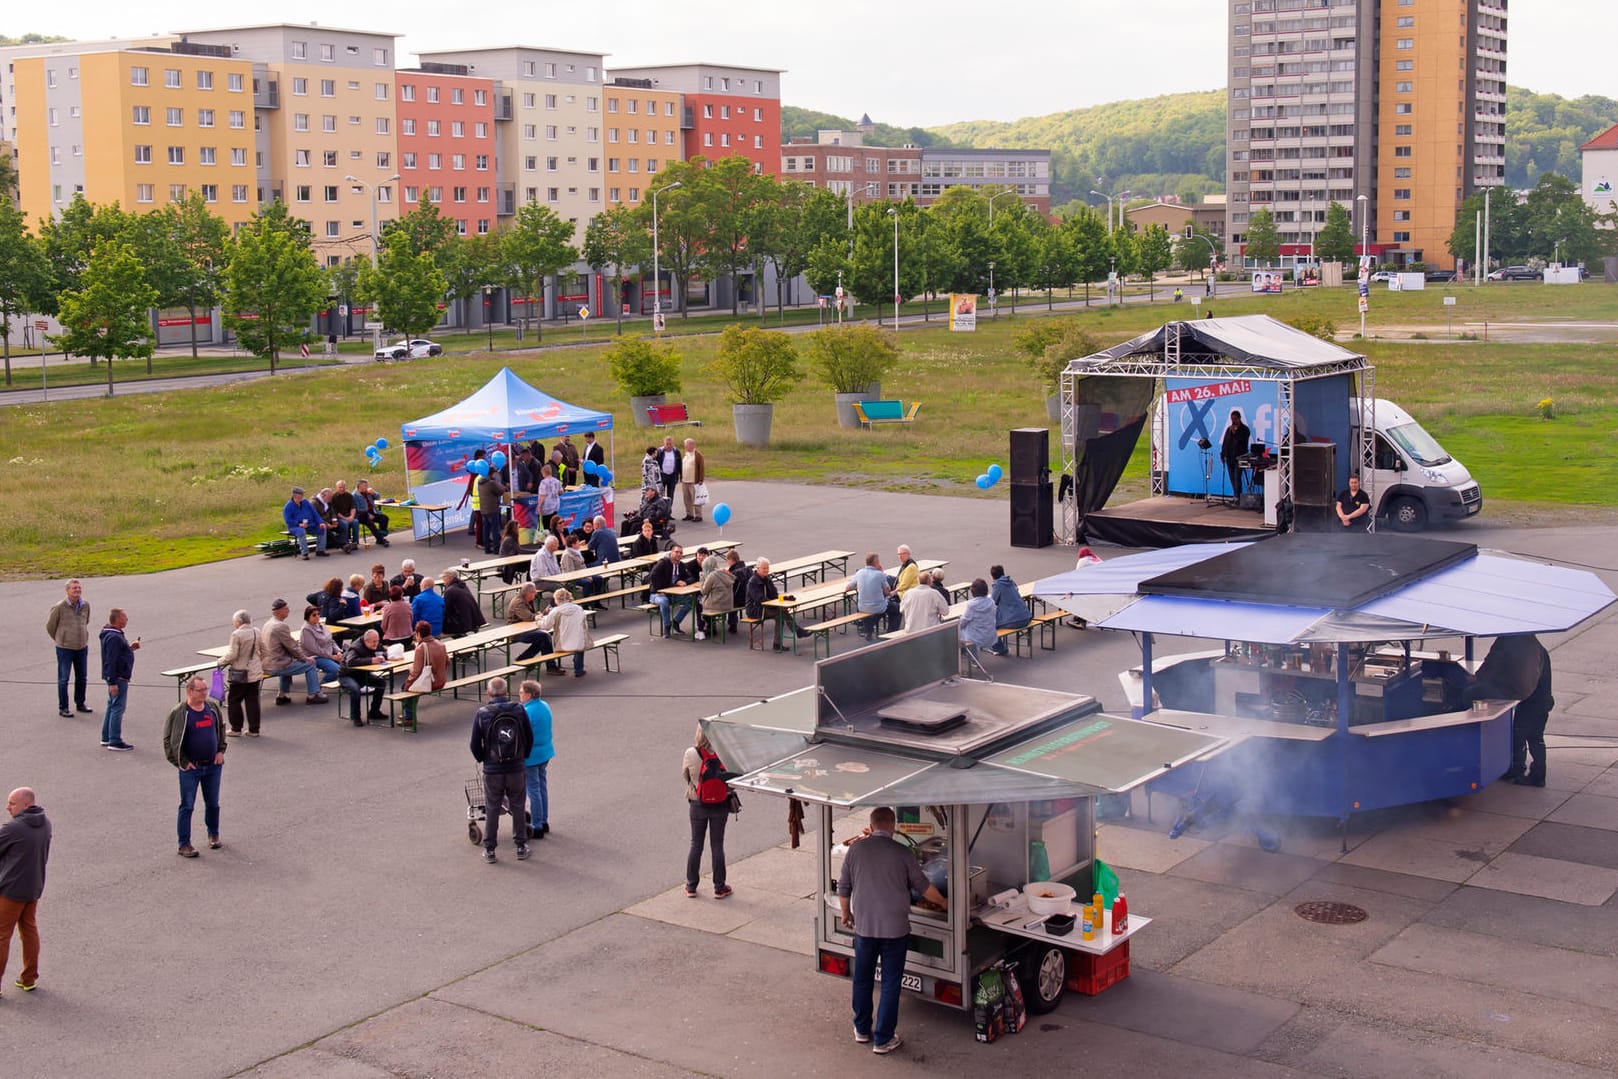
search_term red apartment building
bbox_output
[606,62,782,174]
[395,62,498,236]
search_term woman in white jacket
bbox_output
[538,588,593,677]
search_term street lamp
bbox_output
[887,207,900,333]
[483,285,495,352]
[1090,186,1132,234]
[651,180,682,332]
[1356,194,1369,340]
[345,173,401,258]
[988,189,1017,227]
[988,260,996,318]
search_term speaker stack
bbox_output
[1291,442,1337,531]
[1008,427,1053,548]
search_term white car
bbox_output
[1369,271,1395,284]
[373,338,443,361]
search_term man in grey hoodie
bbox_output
[0,787,51,994]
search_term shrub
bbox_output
[1283,314,1338,341]
[605,337,683,398]
[709,325,804,405]
[1017,321,1101,394]
[803,325,899,394]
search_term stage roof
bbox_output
[1065,314,1366,377]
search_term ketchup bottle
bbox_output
[1111,893,1129,935]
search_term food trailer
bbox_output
[702,623,1223,1016]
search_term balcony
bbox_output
[497,183,516,216]
[495,95,514,122]
[254,81,280,109]
[680,107,694,131]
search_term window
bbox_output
[133,106,151,125]
[197,70,214,90]
[426,119,440,137]
[721,133,730,147]
[1394,146,1412,157]
[136,183,155,203]
[232,184,248,203]
[231,148,247,166]
[402,118,417,135]
[1394,103,1411,114]
[586,66,597,82]
[720,105,730,119]
[423,86,439,104]
[608,158,620,172]
[168,146,186,165]
[628,159,639,173]
[165,68,182,89]
[453,186,467,203]
[324,151,338,168]
[403,185,419,203]
[321,79,335,97]
[666,102,676,116]
[322,114,336,133]
[228,73,244,92]
[588,187,600,202]
[703,104,713,118]
[545,93,557,110]
[754,135,763,149]
[373,47,388,66]
[703,133,713,147]
[375,117,389,135]
[587,157,599,172]
[476,122,487,138]
[546,156,558,171]
[131,66,149,86]
[451,121,464,138]
[294,113,309,132]
[199,184,218,203]
[1396,38,1413,49]
[1396,16,1414,27]
[324,185,339,202]
[476,154,489,171]
[1393,210,1411,221]
[1395,82,1412,93]
[375,83,389,100]
[475,89,486,105]
[629,187,640,202]
[134,144,152,164]
[296,149,312,167]
[291,40,307,59]
[1395,124,1412,136]
[428,186,442,203]
[587,96,597,112]
[169,184,187,203]
[293,77,308,96]
[587,127,598,142]
[320,44,335,62]
[229,110,245,129]
[428,153,442,170]
[608,98,619,113]
[665,131,676,145]
[402,152,417,169]
[196,108,214,128]
[1396,60,1413,71]
[377,152,391,170]
[1393,188,1411,200]
[544,62,557,78]
[401,83,415,102]
[452,153,465,170]
[547,187,559,202]
[545,125,557,140]
[1393,231,1411,243]
[200,147,217,165]
[524,124,537,139]
[167,107,184,126]
[377,185,392,203]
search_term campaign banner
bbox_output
[1164,377,1282,497]
[1165,379,1253,405]
[1250,271,1284,294]
[949,294,978,332]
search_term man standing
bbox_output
[282,486,324,560]
[658,436,682,502]
[557,433,581,487]
[838,806,946,1055]
[1335,475,1371,530]
[261,598,326,706]
[1219,408,1250,502]
[99,608,139,751]
[849,554,894,640]
[477,465,508,555]
[1468,634,1555,787]
[469,677,532,864]
[353,479,390,547]
[45,579,93,719]
[0,787,50,995]
[581,431,606,487]
[679,437,706,523]
[329,480,360,553]
[989,565,1031,656]
[163,676,226,858]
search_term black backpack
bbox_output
[485,704,527,768]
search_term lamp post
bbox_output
[651,180,682,333]
[988,260,996,317]
[887,207,900,332]
[345,172,401,258]
[988,189,1017,227]
[483,285,495,352]
[1356,194,1369,340]
[1090,186,1132,234]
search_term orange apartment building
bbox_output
[607,62,782,175]
[395,63,498,237]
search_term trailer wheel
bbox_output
[1019,944,1068,1014]
[1387,495,1427,532]
[468,822,483,845]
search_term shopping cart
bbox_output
[464,777,488,845]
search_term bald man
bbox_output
[0,787,51,993]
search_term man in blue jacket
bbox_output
[988,565,1031,657]
[282,486,325,560]
[410,578,446,637]
[99,608,140,751]
[584,515,619,598]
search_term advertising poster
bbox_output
[1163,377,1282,496]
[1250,271,1284,294]
[949,293,978,332]
[1293,265,1320,288]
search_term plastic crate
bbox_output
[1065,940,1130,995]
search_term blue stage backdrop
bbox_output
[1164,378,1281,497]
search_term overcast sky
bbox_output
[21,1,1614,127]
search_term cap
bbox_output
[271,598,289,610]
[291,486,306,495]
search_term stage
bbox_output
[1081,495,1273,548]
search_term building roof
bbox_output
[176,22,402,39]
[1580,122,1618,152]
[609,61,786,74]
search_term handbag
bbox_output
[726,789,742,816]
[225,634,256,683]
[693,482,710,507]
[209,667,227,700]
[407,665,435,693]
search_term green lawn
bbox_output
[2,283,1615,577]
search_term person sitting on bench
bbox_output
[988,565,1031,656]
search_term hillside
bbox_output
[783,87,1618,209]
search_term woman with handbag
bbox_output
[217,609,264,737]
[401,620,448,727]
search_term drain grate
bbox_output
[1294,900,1368,925]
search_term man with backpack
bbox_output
[681,725,734,899]
[469,677,533,864]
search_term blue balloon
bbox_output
[987,463,1004,483]
[490,450,508,469]
[374,437,390,450]
[599,470,613,486]
[365,446,380,458]
[469,460,489,477]
[581,459,599,476]
[712,503,732,527]
[975,475,991,490]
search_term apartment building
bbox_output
[607,63,781,175]
[176,24,402,265]
[601,77,684,210]
[782,130,922,205]
[12,42,259,229]
[1226,0,1508,271]
[396,63,498,237]
[1581,122,1618,218]
[918,147,1052,216]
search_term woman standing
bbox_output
[681,725,734,899]
[378,585,415,650]
[216,610,263,737]
[518,679,554,839]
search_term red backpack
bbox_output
[695,746,730,805]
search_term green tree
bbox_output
[1243,209,1281,266]
[582,204,652,335]
[805,235,850,303]
[51,241,157,396]
[803,324,899,394]
[0,198,51,384]
[224,200,326,374]
[907,207,961,320]
[1520,173,1602,264]
[35,196,132,325]
[364,230,448,339]
[1028,219,1077,309]
[634,158,706,320]
[143,194,232,361]
[437,233,499,335]
[708,325,803,405]
[699,155,769,315]
[846,202,924,321]
[0,148,18,199]
[1448,189,1523,268]
[747,182,844,321]
[1063,207,1112,305]
[326,255,367,336]
[1315,202,1356,266]
[1136,223,1174,300]
[384,199,460,268]
[500,201,578,341]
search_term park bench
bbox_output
[851,400,921,428]
[515,632,630,676]
[645,402,703,428]
[994,609,1067,657]
[798,611,872,659]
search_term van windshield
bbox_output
[1386,422,1452,467]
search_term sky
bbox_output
[12,1,1614,128]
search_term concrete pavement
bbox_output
[1,480,1614,1077]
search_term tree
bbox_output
[327,254,369,335]
[500,201,578,342]
[1243,209,1281,266]
[224,201,326,374]
[51,241,157,396]
[1136,223,1174,300]
[0,148,17,199]
[35,197,133,348]
[1448,189,1523,268]
[747,182,844,321]
[384,199,460,268]
[708,325,803,405]
[439,233,500,335]
[1520,173,1602,265]
[1315,202,1356,266]
[582,204,652,336]
[803,324,899,394]
[1063,208,1112,305]
[0,199,51,385]
[845,202,923,321]
[363,230,448,339]
[635,158,707,320]
[1029,220,1077,309]
[699,156,769,316]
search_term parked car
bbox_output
[1424,269,1457,283]
[1369,271,1396,284]
[1486,266,1539,281]
[373,338,443,360]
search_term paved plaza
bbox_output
[1,480,1615,1077]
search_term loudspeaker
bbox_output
[1009,428,1050,486]
[1010,481,1053,548]
[1292,442,1336,506]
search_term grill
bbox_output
[1294,901,1368,925]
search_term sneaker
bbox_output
[107,742,134,752]
[853,1030,871,1044]
[517,844,532,860]
[670,627,686,637]
[315,550,330,557]
[227,729,243,737]
[177,845,199,858]
[58,710,72,719]
[872,1037,902,1055]
[714,884,734,899]
[684,885,699,898]
[483,849,497,864]
[76,704,93,713]
[208,835,222,849]
[100,740,110,746]
[274,695,292,706]
[246,731,261,738]
[306,694,330,704]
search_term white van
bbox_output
[1353,398,1482,530]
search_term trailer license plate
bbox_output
[899,973,923,992]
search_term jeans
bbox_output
[526,760,549,830]
[335,519,360,548]
[177,762,222,846]
[339,672,384,720]
[513,628,557,665]
[852,934,911,1046]
[226,680,261,734]
[482,769,527,851]
[480,511,502,554]
[102,682,129,744]
[269,659,321,696]
[653,593,688,634]
[686,801,729,890]
[55,645,88,711]
[288,525,312,557]
[358,510,389,541]
[661,472,678,500]
[0,897,40,989]
[312,655,340,682]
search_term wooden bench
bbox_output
[740,614,766,651]
[382,664,526,732]
[582,581,650,611]
[994,610,1065,657]
[479,580,529,618]
[851,400,921,428]
[799,611,873,659]
[164,660,224,698]
[514,632,630,676]
[646,402,703,428]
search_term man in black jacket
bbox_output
[745,558,810,652]
[648,546,692,638]
[339,630,387,727]
[469,678,533,864]
[582,431,606,487]
[0,787,50,993]
[440,569,487,638]
[1467,634,1555,787]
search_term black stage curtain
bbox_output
[1068,377,1155,539]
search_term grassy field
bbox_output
[2,282,1614,578]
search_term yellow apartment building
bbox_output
[601,78,684,212]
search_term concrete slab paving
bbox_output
[1584,766,1618,800]
[1423,884,1618,958]
[726,895,820,956]
[1095,821,1210,873]
[1272,1013,1618,1079]
[723,843,819,899]
[1546,792,1618,832]
[625,879,802,935]
[1340,830,1492,883]
[1167,843,1329,896]
[1454,779,1574,820]
[1508,821,1618,871]
[1370,923,1618,1011]
[1393,803,1537,849]
[1465,850,1618,906]
[1308,861,1462,903]
[1542,761,1610,793]
[1109,870,1276,971]
[1062,968,1301,1056]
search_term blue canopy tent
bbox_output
[400,368,615,537]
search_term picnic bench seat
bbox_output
[995,610,1067,657]
[798,611,872,659]
[382,664,526,732]
[515,632,630,675]
[851,400,921,428]
[646,402,703,428]
[479,579,529,617]
[582,581,650,611]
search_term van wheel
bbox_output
[1019,944,1068,1014]
[1387,496,1427,532]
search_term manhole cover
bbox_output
[1294,901,1368,925]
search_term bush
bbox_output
[605,338,683,398]
[709,325,804,405]
[1283,314,1338,341]
[1017,320,1100,394]
[803,325,900,394]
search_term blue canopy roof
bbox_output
[400,367,612,443]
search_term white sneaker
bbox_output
[872,1036,902,1055]
[694,630,706,640]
